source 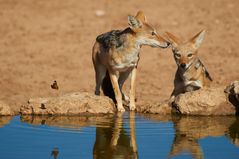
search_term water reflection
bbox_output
[0,116,13,128]
[93,112,138,159]
[51,147,59,159]
[139,114,239,159]
[20,114,114,129]
[227,117,239,147]
[20,113,138,159]
[19,114,239,159]
[169,116,236,159]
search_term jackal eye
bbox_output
[151,31,156,36]
[174,53,181,58]
[187,53,193,57]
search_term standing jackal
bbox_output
[166,30,213,101]
[92,11,169,112]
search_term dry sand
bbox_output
[0,0,238,113]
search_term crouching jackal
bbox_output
[92,11,169,112]
[166,30,213,101]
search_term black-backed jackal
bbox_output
[166,30,213,101]
[92,11,169,112]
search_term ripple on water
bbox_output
[0,114,239,159]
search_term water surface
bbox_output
[0,113,239,159]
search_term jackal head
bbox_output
[165,30,206,70]
[128,11,169,48]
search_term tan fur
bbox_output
[166,30,212,101]
[92,11,169,112]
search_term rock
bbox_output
[225,81,239,96]
[20,92,116,115]
[225,81,239,108]
[136,101,172,115]
[0,101,14,115]
[172,87,236,115]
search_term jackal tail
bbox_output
[102,71,116,103]
[205,68,213,81]
[200,59,213,81]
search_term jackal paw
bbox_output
[168,96,175,105]
[129,105,136,111]
[117,107,125,112]
[122,94,130,102]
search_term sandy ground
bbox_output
[0,0,238,113]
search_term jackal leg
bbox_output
[118,68,133,103]
[109,71,125,112]
[94,63,106,95]
[129,67,137,111]
[169,87,183,105]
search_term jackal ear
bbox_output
[190,30,206,49]
[135,11,147,22]
[165,32,180,48]
[128,15,142,29]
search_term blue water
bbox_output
[0,114,239,159]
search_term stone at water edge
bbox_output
[136,100,172,115]
[0,101,14,115]
[172,87,236,115]
[20,92,116,115]
[224,80,239,106]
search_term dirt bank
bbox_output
[0,0,238,113]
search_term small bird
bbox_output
[51,147,59,159]
[51,80,59,90]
